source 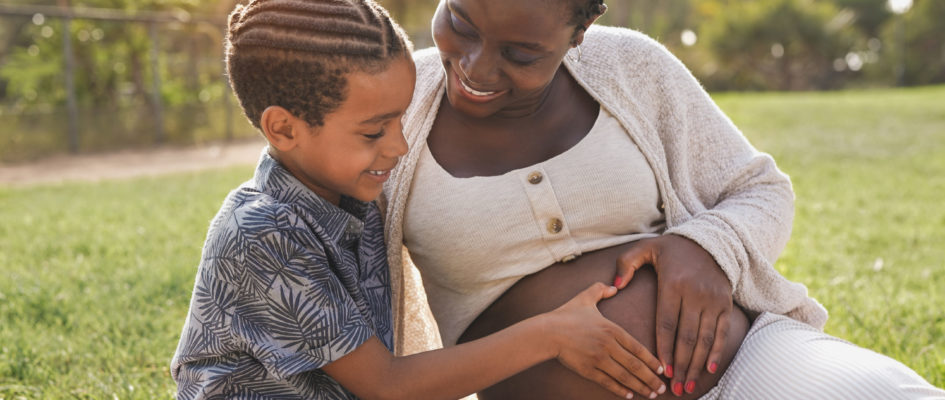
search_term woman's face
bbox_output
[431,0,578,119]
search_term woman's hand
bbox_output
[613,235,733,396]
[548,282,667,399]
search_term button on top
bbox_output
[527,171,543,185]
[547,218,563,234]
[560,254,577,263]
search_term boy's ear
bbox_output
[260,106,304,152]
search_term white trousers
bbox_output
[698,312,945,399]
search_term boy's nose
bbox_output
[385,127,408,158]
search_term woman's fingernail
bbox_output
[649,391,657,399]
[625,392,633,399]
[658,384,666,394]
[709,361,718,373]
[657,365,664,375]
[665,364,673,378]
[685,381,696,393]
[613,276,622,287]
[672,382,683,396]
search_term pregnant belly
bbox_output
[457,242,750,400]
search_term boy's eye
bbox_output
[363,129,385,140]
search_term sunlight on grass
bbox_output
[0,167,253,399]
[716,85,945,387]
[1,86,943,398]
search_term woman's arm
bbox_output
[323,283,666,400]
[573,27,816,396]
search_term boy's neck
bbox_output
[266,147,342,206]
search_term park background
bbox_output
[1,0,943,398]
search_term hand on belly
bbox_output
[457,242,750,399]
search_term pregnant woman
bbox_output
[383,0,945,398]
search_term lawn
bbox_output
[1,85,943,398]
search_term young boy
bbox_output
[170,0,666,399]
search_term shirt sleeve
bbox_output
[230,205,375,380]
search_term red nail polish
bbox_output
[672,382,683,396]
[613,276,622,287]
[709,362,718,373]
[665,364,673,378]
[685,381,696,393]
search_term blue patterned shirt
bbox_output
[171,151,393,399]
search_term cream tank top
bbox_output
[403,108,666,345]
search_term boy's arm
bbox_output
[323,283,665,400]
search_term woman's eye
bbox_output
[503,48,540,66]
[449,12,477,38]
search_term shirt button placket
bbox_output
[528,171,543,185]
[522,167,581,263]
[547,217,563,234]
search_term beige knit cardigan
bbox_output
[383,25,828,356]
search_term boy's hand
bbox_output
[613,235,732,396]
[549,283,666,399]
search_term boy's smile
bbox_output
[266,57,416,205]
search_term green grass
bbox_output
[1,85,943,398]
[715,85,945,387]
[0,168,253,399]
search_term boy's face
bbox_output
[282,57,415,205]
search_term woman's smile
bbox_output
[450,64,508,103]
[432,0,576,119]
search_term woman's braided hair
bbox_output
[225,0,412,129]
[568,0,605,35]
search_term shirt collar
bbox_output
[250,147,371,248]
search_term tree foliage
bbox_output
[698,0,861,90]
[1,0,943,111]
[877,0,945,85]
[1,0,943,160]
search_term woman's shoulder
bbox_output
[580,25,687,75]
[412,47,443,79]
[406,47,445,107]
[572,25,700,108]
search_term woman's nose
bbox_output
[459,46,499,86]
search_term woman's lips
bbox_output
[459,79,495,96]
[450,67,506,103]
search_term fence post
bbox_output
[62,16,79,153]
[148,22,165,143]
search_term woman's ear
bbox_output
[260,106,301,152]
[572,4,606,47]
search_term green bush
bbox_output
[699,0,863,90]
[873,0,945,86]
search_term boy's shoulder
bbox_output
[198,185,351,296]
[209,183,329,249]
[198,152,382,281]
[205,177,378,257]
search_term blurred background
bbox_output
[0,0,942,163]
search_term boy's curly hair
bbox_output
[225,0,412,130]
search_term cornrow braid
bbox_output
[225,0,412,129]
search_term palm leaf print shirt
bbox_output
[171,151,393,399]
